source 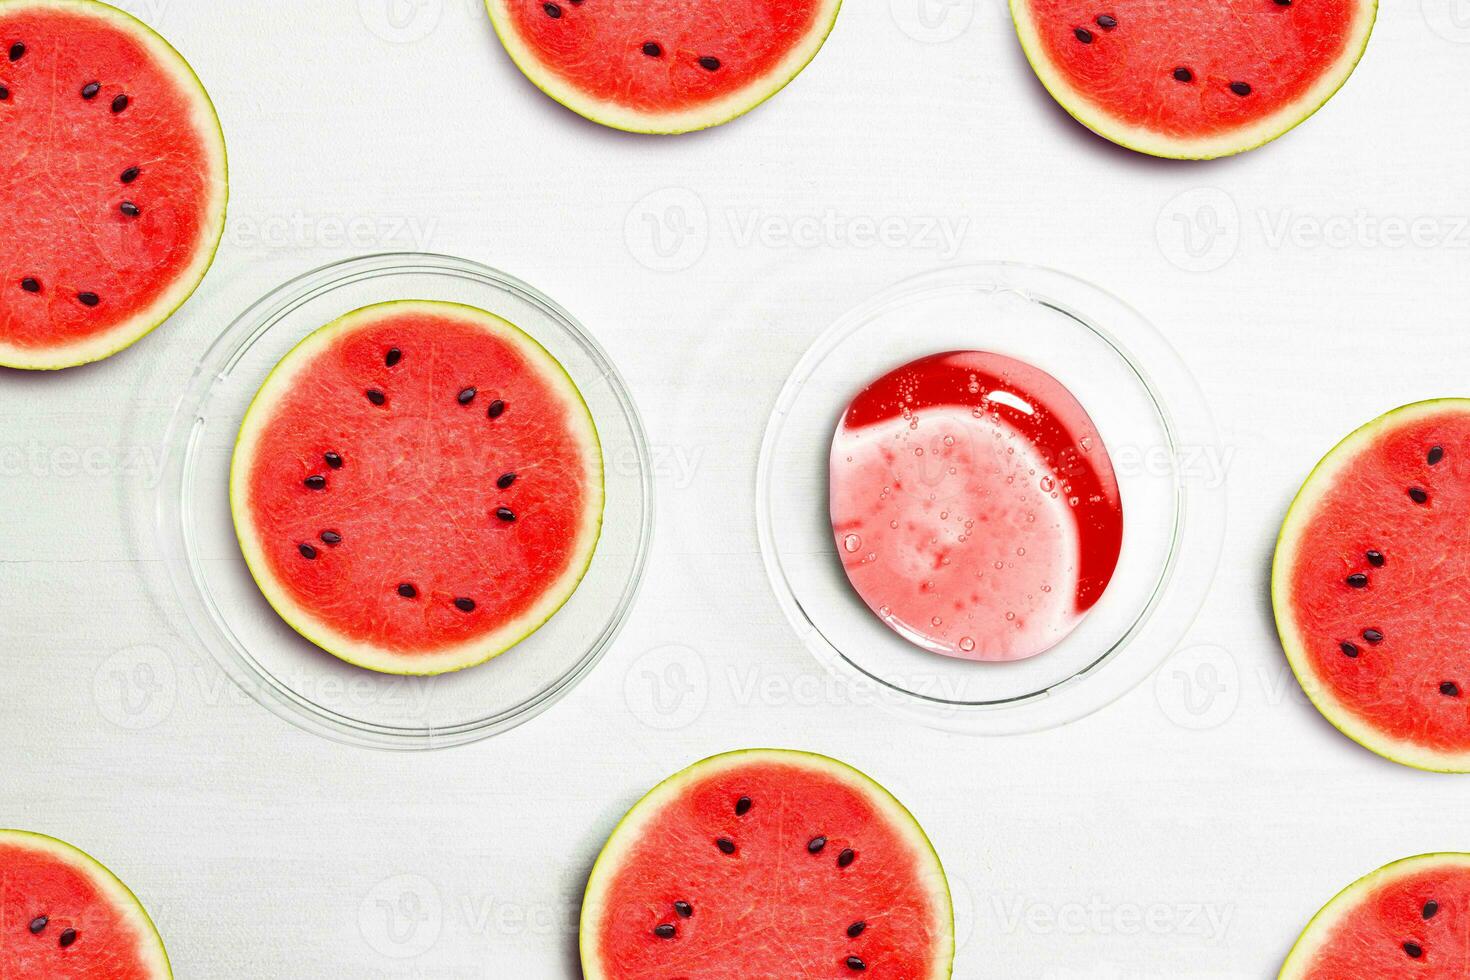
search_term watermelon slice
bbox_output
[830,351,1123,662]
[1280,853,1470,977]
[484,0,843,134]
[580,749,954,979]
[1010,0,1376,159]
[0,830,170,979]
[1273,400,1470,772]
[0,0,227,370]
[229,300,604,676]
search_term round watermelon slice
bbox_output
[484,0,843,134]
[229,300,604,676]
[1280,853,1470,977]
[0,0,227,369]
[581,749,954,979]
[1010,0,1376,159]
[1273,400,1470,772]
[0,830,170,979]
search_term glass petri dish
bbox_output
[156,253,653,749]
[756,263,1224,735]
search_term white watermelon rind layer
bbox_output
[1272,399,1470,773]
[229,300,605,677]
[579,748,955,980]
[0,0,228,370]
[1010,0,1377,160]
[1278,852,1470,978]
[483,0,843,135]
[0,829,172,978]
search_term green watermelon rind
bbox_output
[229,299,605,677]
[0,829,172,978]
[1278,852,1470,978]
[1009,0,1378,160]
[579,748,956,980]
[1272,399,1470,773]
[482,0,843,135]
[0,0,228,370]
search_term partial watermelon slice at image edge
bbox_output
[1279,853,1470,978]
[580,748,954,979]
[0,0,227,370]
[0,830,171,979]
[1272,399,1470,773]
[482,0,843,134]
[1009,0,1377,159]
[229,300,604,676]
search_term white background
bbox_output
[4,0,1470,976]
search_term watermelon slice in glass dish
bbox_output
[1011,0,1376,158]
[0,0,227,369]
[484,0,843,133]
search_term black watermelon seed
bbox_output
[1410,487,1429,504]
[1074,27,1094,42]
[367,389,386,406]
[454,597,476,612]
[59,928,77,948]
[21,277,39,292]
[1096,14,1117,28]
[807,836,828,854]
[735,796,752,815]
[304,475,327,490]
[653,923,676,938]
[385,347,402,367]
[643,42,662,57]
[324,451,343,469]
[120,201,141,217]
[1366,550,1385,567]
[9,42,25,61]
[846,957,867,972]
[1230,82,1252,96]
[1405,942,1423,958]
[837,848,856,868]
[1173,67,1193,82]
[496,507,516,523]
[1340,642,1359,658]
[674,901,693,918]
[699,56,722,70]
[1346,573,1368,589]
[28,916,47,935]
[487,399,506,419]
[298,543,317,560]
[1429,446,1445,465]
[458,387,477,405]
[81,81,100,99]
[121,166,140,184]
[1424,900,1440,919]
[716,838,736,854]
[398,583,417,598]
[543,2,561,16]
[1274,0,1292,5]
[847,921,866,938]
[111,93,128,113]
[1363,629,1383,644]
[1441,681,1460,697]
[77,292,100,307]
[497,472,517,490]
[320,530,342,545]
[0,86,8,101]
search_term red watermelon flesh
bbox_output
[830,351,1123,662]
[0,831,170,979]
[0,0,226,369]
[230,301,603,676]
[1273,400,1470,771]
[1281,854,1470,978]
[581,750,953,980]
[485,0,843,133]
[1011,0,1376,158]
